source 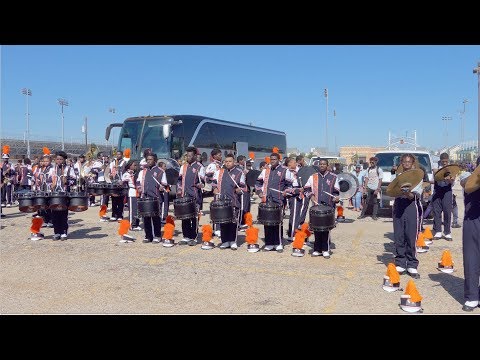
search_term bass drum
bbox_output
[68,191,89,212]
[138,197,160,217]
[309,204,336,232]
[210,198,234,224]
[173,196,196,220]
[257,200,283,226]
[18,192,36,213]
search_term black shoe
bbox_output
[357,215,366,219]
[462,304,476,312]
[0,214,5,218]
[143,238,153,243]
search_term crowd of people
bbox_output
[1,145,479,313]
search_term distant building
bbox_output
[310,147,327,156]
[339,145,386,166]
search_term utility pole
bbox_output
[82,117,88,152]
[460,99,469,144]
[58,98,69,151]
[21,88,32,158]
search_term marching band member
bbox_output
[37,153,53,227]
[47,151,76,240]
[136,153,168,243]
[432,152,455,240]
[285,157,307,240]
[109,150,126,221]
[205,148,223,236]
[255,152,291,252]
[460,156,480,311]
[157,161,170,224]
[122,160,141,231]
[91,152,110,209]
[236,155,251,230]
[390,154,424,279]
[1,146,15,207]
[211,153,246,249]
[17,158,33,191]
[303,158,340,258]
[176,146,205,246]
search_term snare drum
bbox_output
[210,198,234,224]
[138,197,160,217]
[257,200,283,226]
[105,183,127,197]
[309,204,335,231]
[173,196,196,220]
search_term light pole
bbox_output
[460,99,469,144]
[21,88,32,158]
[109,107,116,152]
[58,98,69,151]
[82,116,88,152]
[442,116,452,149]
[333,109,337,155]
[324,88,328,155]
[474,62,480,156]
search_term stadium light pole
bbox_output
[109,107,116,151]
[460,99,469,144]
[442,116,452,149]
[474,62,480,156]
[21,88,32,158]
[58,98,69,151]
[324,88,328,155]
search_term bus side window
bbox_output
[172,136,184,160]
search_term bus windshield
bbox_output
[375,152,432,174]
[118,119,171,159]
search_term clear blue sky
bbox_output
[1,45,479,153]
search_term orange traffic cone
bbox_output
[118,219,135,243]
[291,230,307,257]
[245,226,260,253]
[416,232,429,253]
[400,279,423,313]
[383,263,401,292]
[438,249,454,273]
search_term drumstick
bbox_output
[323,190,337,199]
[268,188,291,196]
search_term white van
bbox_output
[373,150,434,210]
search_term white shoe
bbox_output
[152,238,161,243]
[201,242,214,250]
[275,244,284,252]
[407,268,420,279]
[433,232,442,239]
[214,230,221,237]
[396,266,406,274]
[110,217,117,221]
[100,217,109,222]
[291,248,305,257]
[30,233,44,241]
[311,251,321,257]
[444,233,452,241]
[264,245,275,251]
[219,241,231,249]
[163,239,175,247]
[179,238,189,245]
[231,242,238,250]
[6,204,11,208]
[60,234,68,240]
[122,234,136,242]
[130,226,142,231]
[322,251,331,259]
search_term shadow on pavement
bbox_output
[428,272,464,305]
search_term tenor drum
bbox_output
[173,196,196,220]
[309,204,335,231]
[32,191,49,210]
[49,191,69,211]
[87,183,104,196]
[18,192,36,213]
[138,197,160,217]
[68,191,89,212]
[257,201,283,226]
[105,183,127,197]
[210,198,234,224]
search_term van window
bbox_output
[375,153,432,174]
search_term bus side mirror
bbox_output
[163,124,171,139]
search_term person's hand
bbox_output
[195,183,204,189]
[235,188,243,194]
[333,196,340,203]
